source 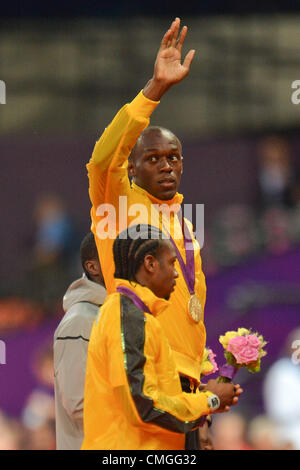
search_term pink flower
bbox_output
[246,334,261,348]
[227,336,260,364]
[207,349,219,374]
[228,335,248,350]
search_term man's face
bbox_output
[151,241,178,300]
[129,128,183,201]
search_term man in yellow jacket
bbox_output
[82,225,242,450]
[87,18,214,448]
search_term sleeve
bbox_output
[87,91,159,209]
[117,298,213,434]
[54,315,93,421]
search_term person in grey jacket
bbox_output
[54,232,106,450]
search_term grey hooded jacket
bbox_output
[54,274,106,450]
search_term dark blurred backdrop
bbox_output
[0,3,300,450]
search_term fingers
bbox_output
[231,384,243,406]
[161,18,189,51]
[234,384,243,396]
[170,18,180,47]
[160,18,179,50]
[160,29,172,50]
[159,17,195,74]
[183,49,195,71]
[215,404,230,414]
[176,25,188,53]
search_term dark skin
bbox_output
[135,240,179,300]
[199,421,214,450]
[128,128,183,201]
[84,259,105,287]
[143,18,196,102]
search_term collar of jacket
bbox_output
[114,278,170,317]
[63,273,107,311]
[131,182,183,210]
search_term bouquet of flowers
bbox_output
[200,347,218,379]
[218,328,267,383]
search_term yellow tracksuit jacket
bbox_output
[87,91,207,382]
[81,280,213,450]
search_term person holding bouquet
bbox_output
[82,225,243,450]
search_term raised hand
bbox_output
[143,18,195,101]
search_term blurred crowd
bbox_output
[209,412,294,451]
[0,343,56,450]
[203,136,300,275]
[0,134,299,450]
[1,193,81,328]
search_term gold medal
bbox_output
[188,294,203,323]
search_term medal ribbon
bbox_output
[117,286,151,314]
[163,214,195,296]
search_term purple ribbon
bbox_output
[117,286,151,314]
[219,364,238,380]
[165,215,195,295]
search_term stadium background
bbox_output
[0,2,299,449]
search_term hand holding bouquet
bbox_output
[199,346,244,412]
[218,328,267,383]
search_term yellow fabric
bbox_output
[114,278,170,317]
[81,280,212,450]
[87,90,207,381]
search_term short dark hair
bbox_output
[129,126,180,162]
[113,224,165,282]
[80,232,99,276]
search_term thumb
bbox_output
[183,49,195,71]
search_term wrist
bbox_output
[142,77,171,102]
[203,391,220,412]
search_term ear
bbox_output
[128,159,136,178]
[180,155,184,175]
[84,259,101,277]
[143,254,157,274]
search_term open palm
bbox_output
[154,18,195,86]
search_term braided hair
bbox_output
[113,224,166,282]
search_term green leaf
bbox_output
[224,351,237,366]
